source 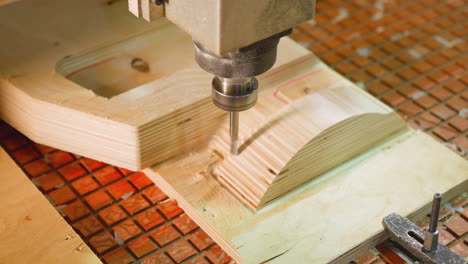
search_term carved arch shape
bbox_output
[212,85,408,211]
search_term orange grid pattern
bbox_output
[291,0,467,156]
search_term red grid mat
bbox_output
[290,0,467,155]
[1,0,467,263]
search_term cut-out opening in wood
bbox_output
[55,24,195,98]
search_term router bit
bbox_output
[194,29,292,155]
[212,77,258,155]
[230,111,239,155]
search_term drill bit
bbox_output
[230,111,239,155]
[211,76,256,156]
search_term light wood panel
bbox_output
[0,148,101,263]
[0,0,308,171]
[145,131,468,264]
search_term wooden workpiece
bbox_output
[0,148,100,264]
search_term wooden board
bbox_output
[0,148,100,263]
[0,0,309,171]
[145,131,468,264]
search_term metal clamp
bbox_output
[382,194,466,264]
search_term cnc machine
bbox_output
[129,0,316,155]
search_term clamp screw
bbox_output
[423,193,441,252]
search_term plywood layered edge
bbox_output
[210,102,407,210]
[0,148,101,263]
[145,131,468,264]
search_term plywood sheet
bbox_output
[0,148,100,263]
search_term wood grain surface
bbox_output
[0,148,101,263]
